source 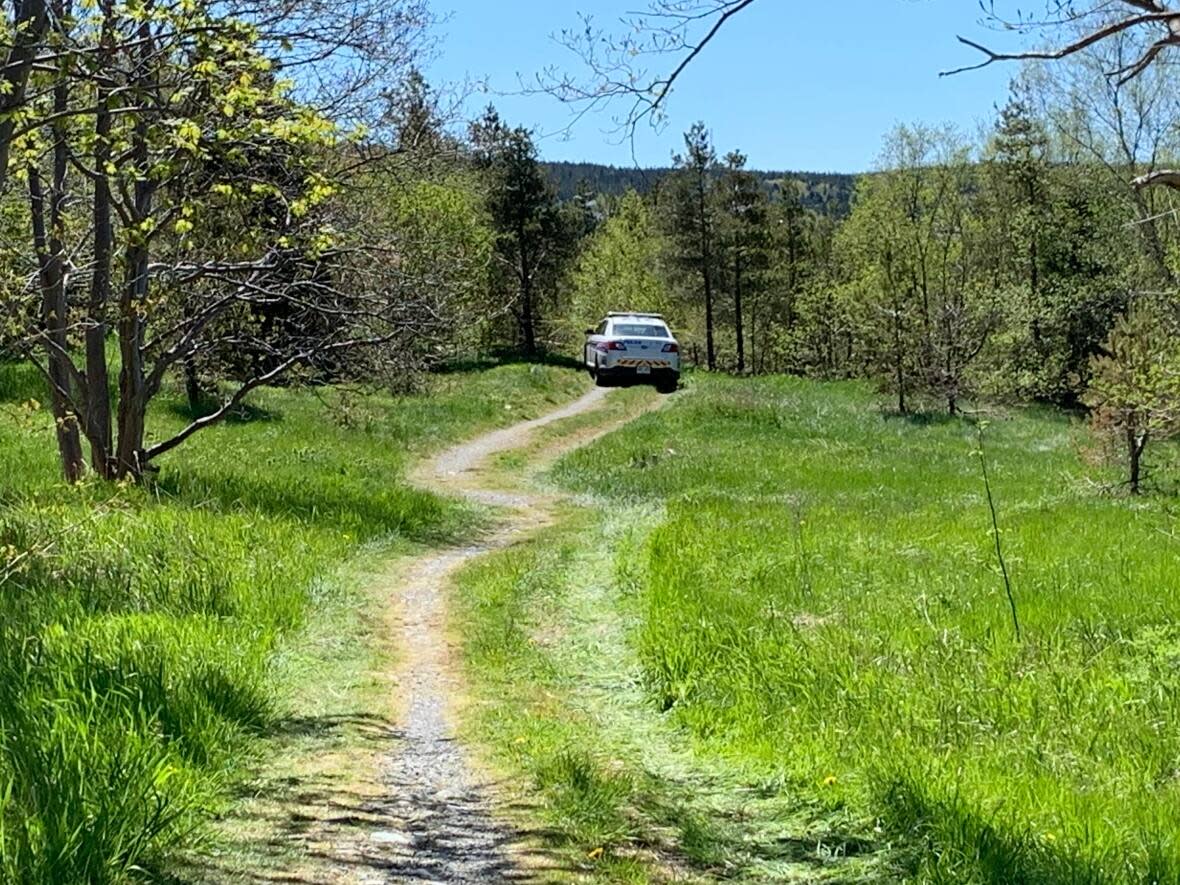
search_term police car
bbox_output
[583,312,680,394]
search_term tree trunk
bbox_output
[1128,427,1146,495]
[28,61,84,483]
[516,221,537,356]
[116,239,150,480]
[184,354,203,414]
[84,33,114,477]
[733,250,745,374]
[115,55,153,481]
[893,304,907,415]
[697,172,716,371]
[29,166,84,482]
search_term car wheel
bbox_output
[656,377,678,395]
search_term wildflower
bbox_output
[587,847,604,860]
[822,775,838,787]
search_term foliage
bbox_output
[1084,300,1180,493]
[470,108,575,356]
[560,191,677,345]
[834,125,1000,414]
[663,121,721,370]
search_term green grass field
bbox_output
[459,374,1180,883]
[0,359,587,883]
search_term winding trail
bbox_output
[352,386,646,883]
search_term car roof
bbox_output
[606,313,665,321]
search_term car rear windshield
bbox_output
[612,323,669,338]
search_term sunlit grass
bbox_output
[0,358,587,882]
[550,375,1180,883]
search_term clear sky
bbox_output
[424,1,1022,173]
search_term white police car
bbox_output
[583,312,681,394]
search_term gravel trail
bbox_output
[356,386,624,883]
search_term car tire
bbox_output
[656,377,679,395]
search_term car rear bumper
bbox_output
[597,365,679,382]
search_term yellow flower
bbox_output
[822,775,838,787]
[587,847,604,860]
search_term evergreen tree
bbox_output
[666,122,719,370]
[471,107,565,356]
[716,150,771,374]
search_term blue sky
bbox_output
[425,1,1022,173]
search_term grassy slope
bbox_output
[0,360,587,883]
[461,374,1180,884]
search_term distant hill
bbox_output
[543,161,858,218]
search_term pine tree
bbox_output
[471,107,564,356]
[716,150,770,374]
[666,122,719,370]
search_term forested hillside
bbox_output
[543,160,857,216]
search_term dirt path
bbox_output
[352,386,647,883]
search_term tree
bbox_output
[838,125,1000,414]
[715,150,770,374]
[988,88,1052,319]
[11,0,437,481]
[1084,299,1180,494]
[471,108,566,356]
[979,88,1136,404]
[544,1,756,136]
[564,190,676,343]
[665,122,719,370]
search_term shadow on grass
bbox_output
[879,775,1118,885]
[164,398,282,425]
[881,409,978,428]
[433,349,583,375]
[626,772,888,879]
[151,469,467,546]
[175,711,573,885]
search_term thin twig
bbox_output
[976,423,1021,642]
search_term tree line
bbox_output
[4,0,1180,496]
[558,74,1180,493]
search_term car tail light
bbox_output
[607,340,627,351]
[662,343,679,353]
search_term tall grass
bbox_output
[553,375,1180,883]
[0,359,586,882]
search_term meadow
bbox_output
[460,374,1180,883]
[0,358,586,883]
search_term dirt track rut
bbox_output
[355,386,623,883]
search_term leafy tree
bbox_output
[12,0,436,481]
[1085,300,1180,494]
[839,125,1000,414]
[564,190,675,343]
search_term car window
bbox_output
[611,323,669,338]
[596,321,608,335]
